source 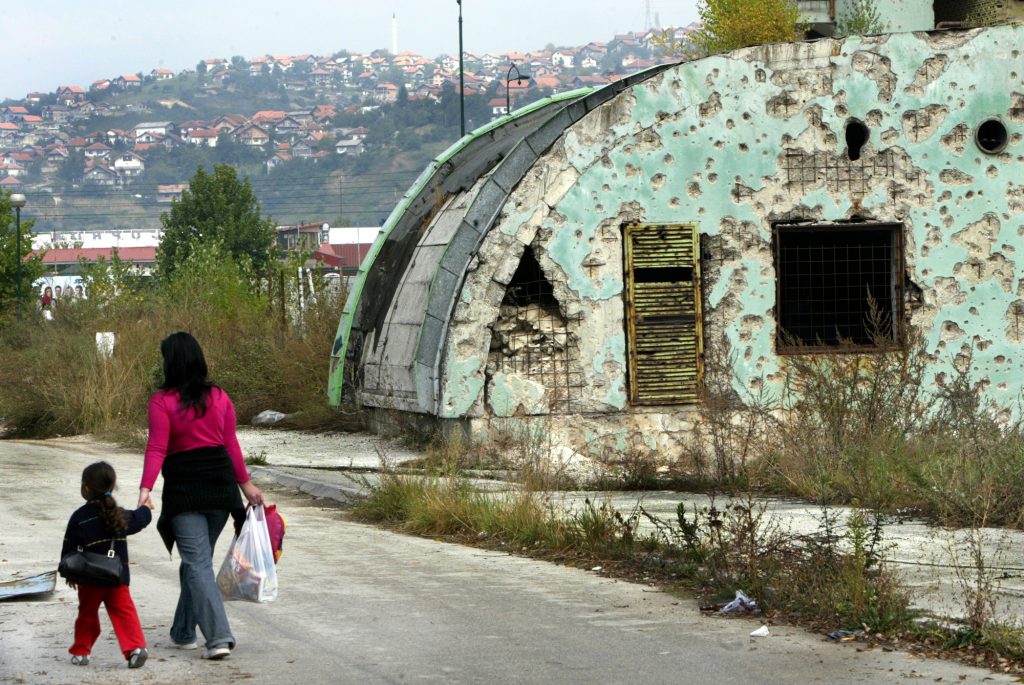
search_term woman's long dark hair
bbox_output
[81,461,127,534]
[160,331,214,417]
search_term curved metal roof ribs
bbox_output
[329,63,676,411]
[328,91,591,405]
[414,64,675,416]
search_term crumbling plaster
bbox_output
[441,26,1024,433]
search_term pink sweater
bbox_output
[141,387,250,490]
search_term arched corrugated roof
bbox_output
[329,65,675,410]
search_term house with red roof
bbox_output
[1,106,29,122]
[232,123,270,148]
[374,82,399,103]
[0,161,26,178]
[0,176,25,189]
[150,68,175,81]
[113,74,142,89]
[56,85,85,105]
[213,114,247,132]
[113,152,146,178]
[310,69,334,87]
[266,151,291,172]
[83,164,118,186]
[0,122,19,144]
[84,142,112,159]
[489,98,509,118]
[312,105,336,122]
[184,128,219,147]
[252,110,288,125]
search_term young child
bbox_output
[61,461,153,668]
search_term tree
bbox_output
[836,0,883,36]
[0,190,44,315]
[58,150,85,186]
[157,164,276,280]
[692,0,806,55]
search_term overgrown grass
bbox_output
[0,244,362,440]
[674,328,1024,529]
[352,470,911,633]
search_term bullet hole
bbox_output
[976,118,1009,154]
[845,118,869,161]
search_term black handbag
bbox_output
[58,539,122,586]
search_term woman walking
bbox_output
[138,332,263,660]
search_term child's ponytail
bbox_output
[98,492,128,535]
[81,462,128,534]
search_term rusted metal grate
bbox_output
[774,222,904,353]
[623,223,703,405]
[488,247,583,413]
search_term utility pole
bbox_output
[10,194,26,321]
[458,0,465,137]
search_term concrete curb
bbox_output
[249,466,368,505]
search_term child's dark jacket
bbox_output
[61,502,152,585]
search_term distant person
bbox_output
[138,332,263,660]
[60,461,152,669]
[40,286,53,309]
[54,285,63,299]
[75,285,85,298]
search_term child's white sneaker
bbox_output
[70,655,89,666]
[173,639,198,650]
[202,645,231,660]
[128,647,148,669]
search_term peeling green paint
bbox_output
[441,357,485,419]
[488,373,547,417]
[592,335,628,409]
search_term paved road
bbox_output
[0,439,1015,685]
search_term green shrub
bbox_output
[0,246,358,439]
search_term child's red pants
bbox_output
[69,583,146,659]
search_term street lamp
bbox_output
[457,0,465,137]
[505,63,530,115]
[9,193,26,321]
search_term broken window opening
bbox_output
[623,223,703,405]
[487,246,582,414]
[774,222,904,353]
[845,119,869,162]
[976,118,1008,154]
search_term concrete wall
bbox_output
[438,26,1024,451]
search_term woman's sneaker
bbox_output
[128,648,148,669]
[202,645,231,660]
[70,655,89,666]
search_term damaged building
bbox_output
[329,22,1024,455]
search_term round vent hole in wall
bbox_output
[976,118,1009,154]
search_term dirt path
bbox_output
[0,438,1015,685]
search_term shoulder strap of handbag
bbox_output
[72,538,116,557]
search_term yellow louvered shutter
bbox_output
[623,223,703,405]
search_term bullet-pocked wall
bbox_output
[438,26,1024,451]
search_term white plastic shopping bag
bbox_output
[217,505,278,603]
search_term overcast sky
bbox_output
[0,1,699,100]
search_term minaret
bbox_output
[392,13,398,55]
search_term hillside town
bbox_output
[0,26,692,194]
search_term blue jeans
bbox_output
[169,511,235,649]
